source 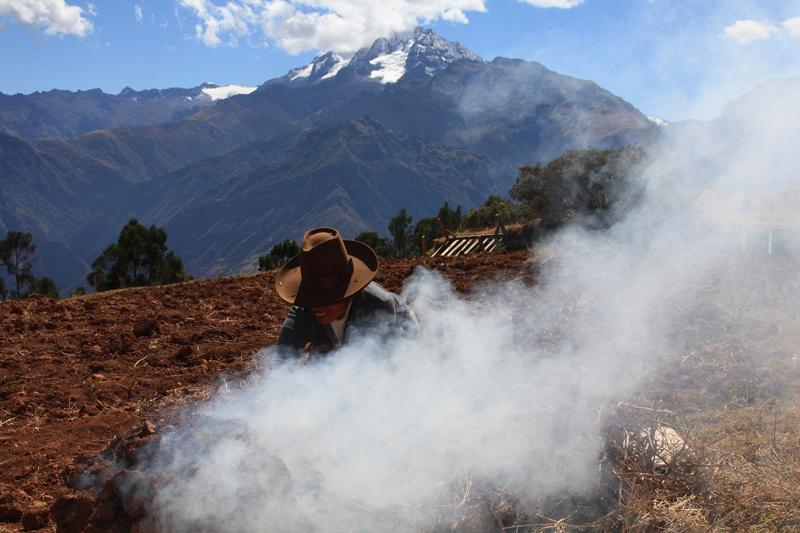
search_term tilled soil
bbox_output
[0,251,534,532]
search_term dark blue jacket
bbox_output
[273,282,416,365]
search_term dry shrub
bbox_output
[610,256,800,531]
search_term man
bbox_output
[273,227,416,365]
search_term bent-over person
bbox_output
[272,227,417,366]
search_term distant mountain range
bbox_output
[0,28,659,292]
[0,83,256,140]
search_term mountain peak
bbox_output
[277,27,482,87]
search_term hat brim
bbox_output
[275,240,378,307]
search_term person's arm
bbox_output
[358,282,418,335]
[272,306,313,368]
[390,291,419,335]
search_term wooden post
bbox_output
[494,214,506,235]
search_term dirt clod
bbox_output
[173,346,193,363]
[50,494,95,533]
[140,421,157,437]
[0,505,23,523]
[132,319,159,337]
[21,503,50,531]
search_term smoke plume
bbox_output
[142,78,800,531]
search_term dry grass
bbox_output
[606,256,800,531]
[432,256,800,532]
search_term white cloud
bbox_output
[178,0,258,47]
[177,0,488,53]
[0,0,92,36]
[134,3,143,24]
[784,17,800,37]
[724,19,776,45]
[517,0,583,8]
[442,7,469,24]
[177,0,587,53]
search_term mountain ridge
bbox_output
[0,83,256,140]
[1,27,659,291]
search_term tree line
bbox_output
[258,145,645,268]
[1,145,644,300]
[1,219,187,301]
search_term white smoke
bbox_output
[143,79,800,531]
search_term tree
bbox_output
[388,208,413,257]
[31,276,59,298]
[510,146,646,229]
[0,231,36,298]
[258,239,300,271]
[88,219,188,291]
[409,202,463,255]
[462,195,527,230]
[437,202,462,233]
[157,251,188,284]
[354,231,393,258]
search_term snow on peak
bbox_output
[362,28,481,83]
[201,84,257,100]
[287,53,352,83]
[320,54,350,80]
[279,28,481,86]
[290,63,314,81]
[648,115,669,127]
[369,41,412,84]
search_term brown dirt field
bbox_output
[0,251,534,532]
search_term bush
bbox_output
[71,287,87,297]
[31,276,59,299]
[258,239,300,271]
[354,231,393,258]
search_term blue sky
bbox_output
[1,0,799,120]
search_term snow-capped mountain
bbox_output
[276,27,482,86]
[0,82,254,140]
[116,82,256,102]
[2,27,660,290]
[198,84,257,101]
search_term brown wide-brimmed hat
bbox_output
[275,227,379,308]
